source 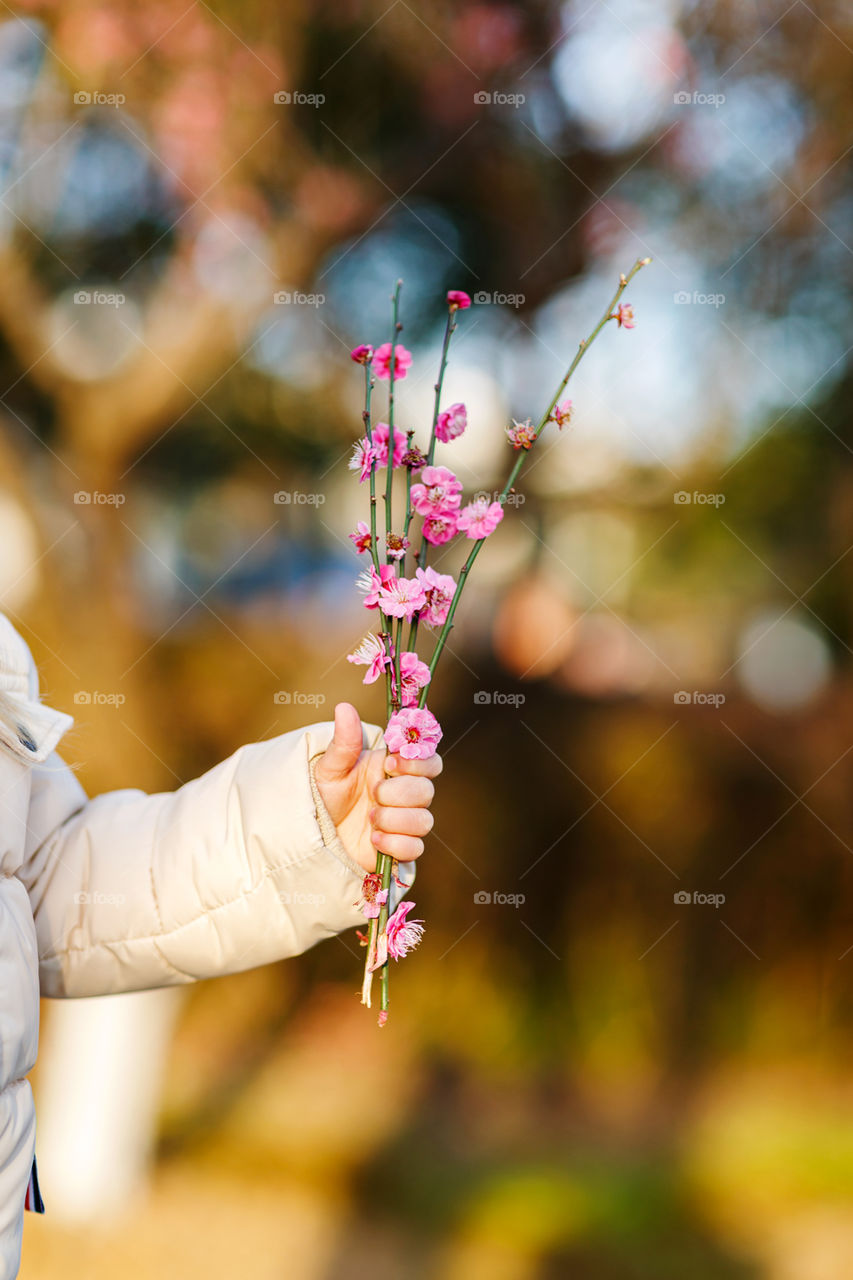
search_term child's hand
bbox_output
[314,702,442,873]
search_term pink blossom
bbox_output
[348,438,376,483]
[349,520,372,554]
[384,707,443,760]
[355,871,388,919]
[399,651,431,706]
[506,418,536,450]
[421,512,458,546]
[456,496,504,540]
[386,901,425,959]
[447,290,471,310]
[347,633,391,684]
[614,303,635,329]
[552,399,573,428]
[410,465,463,516]
[356,563,396,608]
[378,575,426,620]
[435,402,467,443]
[386,532,410,560]
[372,422,407,468]
[415,566,457,627]
[350,344,373,364]
[373,342,413,382]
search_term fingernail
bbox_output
[385,756,397,773]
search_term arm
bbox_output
[21,719,410,997]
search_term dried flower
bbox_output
[506,418,537,450]
[386,532,411,560]
[551,400,573,428]
[355,872,388,919]
[401,445,427,471]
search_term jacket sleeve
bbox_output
[21,723,415,998]
[8,615,415,998]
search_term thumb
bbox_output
[316,702,364,781]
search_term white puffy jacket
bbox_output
[0,611,408,1278]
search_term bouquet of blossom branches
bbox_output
[345,258,650,1024]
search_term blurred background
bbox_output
[3,0,852,1275]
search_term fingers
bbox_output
[370,749,441,860]
[374,774,435,809]
[371,804,434,839]
[315,703,364,781]
[384,751,443,780]
[371,830,426,861]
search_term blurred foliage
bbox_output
[5,0,853,1276]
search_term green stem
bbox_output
[403,430,415,577]
[418,258,650,704]
[377,853,394,1015]
[360,365,396,719]
[365,281,404,1018]
[409,306,463,646]
[427,308,456,468]
[413,308,459,583]
[385,281,403,564]
[363,367,382,576]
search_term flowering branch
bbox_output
[345,261,650,1024]
[418,258,651,700]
